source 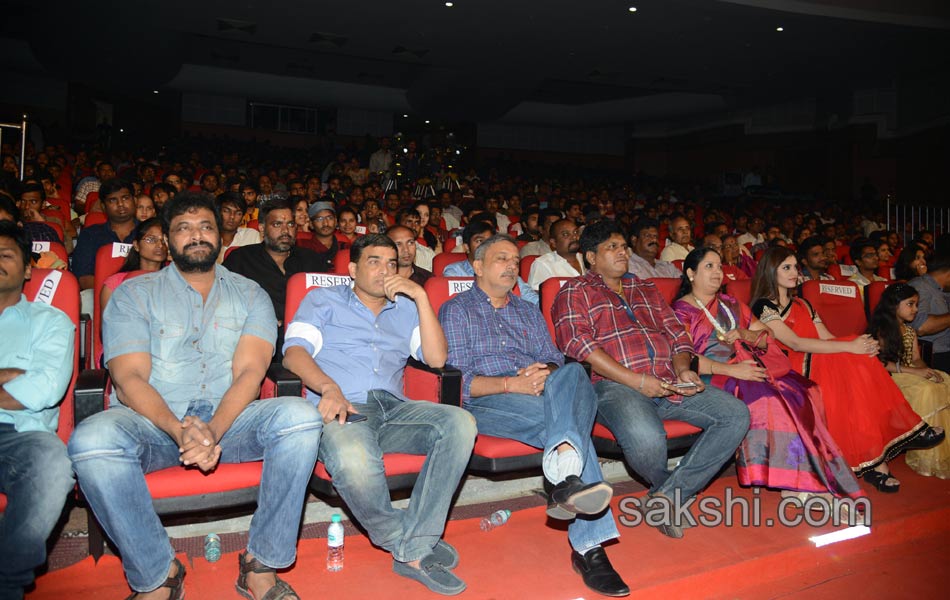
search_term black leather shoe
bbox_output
[571,547,630,597]
[904,426,945,451]
[547,475,613,520]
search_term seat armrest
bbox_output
[405,357,462,407]
[74,368,108,425]
[79,313,92,370]
[265,363,303,398]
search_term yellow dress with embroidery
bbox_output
[894,325,950,478]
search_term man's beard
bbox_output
[169,240,220,273]
[264,235,294,254]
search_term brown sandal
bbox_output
[124,558,185,600]
[235,551,299,600]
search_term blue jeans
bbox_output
[595,380,750,499]
[67,398,321,593]
[464,363,619,553]
[0,425,74,600]
[317,390,476,563]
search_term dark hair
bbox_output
[0,219,31,268]
[150,182,175,199]
[867,283,919,365]
[579,220,624,268]
[849,238,875,264]
[337,205,358,220]
[894,246,924,280]
[240,182,259,195]
[927,252,950,274]
[216,191,247,214]
[350,233,397,263]
[120,217,164,273]
[796,236,826,261]
[396,208,420,223]
[259,196,295,221]
[18,181,45,202]
[629,218,659,239]
[751,245,797,304]
[563,199,582,213]
[461,219,495,246]
[99,178,133,201]
[199,172,218,184]
[161,191,222,235]
[677,247,721,299]
[0,195,21,223]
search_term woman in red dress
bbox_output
[750,246,944,492]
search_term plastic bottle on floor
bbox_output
[204,533,222,562]
[327,514,345,572]
[479,509,511,531]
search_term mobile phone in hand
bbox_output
[345,413,368,424]
[672,382,698,390]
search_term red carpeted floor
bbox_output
[29,459,950,599]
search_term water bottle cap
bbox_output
[502,509,511,517]
[331,514,342,523]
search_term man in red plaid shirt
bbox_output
[552,220,749,539]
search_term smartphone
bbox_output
[672,382,698,390]
[345,413,368,424]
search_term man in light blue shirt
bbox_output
[0,221,75,600]
[443,219,539,303]
[68,193,322,600]
[283,234,476,596]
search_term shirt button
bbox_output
[193,327,199,332]
[374,324,379,329]
[502,341,506,346]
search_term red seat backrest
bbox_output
[865,280,892,317]
[826,263,846,281]
[671,259,684,272]
[284,272,353,326]
[31,240,69,264]
[93,243,133,362]
[22,269,81,444]
[443,235,459,253]
[432,252,466,276]
[333,248,350,275]
[801,280,866,337]
[83,191,99,214]
[520,254,539,282]
[540,277,575,343]
[877,265,895,280]
[725,278,753,307]
[647,277,682,306]
[84,211,108,227]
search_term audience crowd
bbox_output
[1,133,949,599]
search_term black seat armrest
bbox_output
[920,339,934,367]
[74,368,108,425]
[266,363,303,397]
[405,357,463,407]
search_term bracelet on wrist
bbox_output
[503,376,509,393]
[638,372,645,391]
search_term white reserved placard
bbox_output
[818,283,857,298]
[32,270,62,305]
[32,241,51,253]
[112,243,132,258]
[448,279,474,295]
[306,273,352,289]
[355,225,367,234]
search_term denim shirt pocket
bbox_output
[152,323,186,365]
[213,316,243,351]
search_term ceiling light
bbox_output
[152,90,159,94]
[628,7,637,12]
[403,114,409,118]
[425,120,431,124]
[119,128,124,133]
[445,2,454,6]
[776,26,784,32]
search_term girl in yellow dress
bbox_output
[869,283,950,478]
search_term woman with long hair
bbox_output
[99,217,167,313]
[673,248,865,506]
[750,246,943,492]
[868,283,950,478]
[894,245,928,281]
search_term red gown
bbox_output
[752,298,926,475]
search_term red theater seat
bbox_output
[726,278,753,306]
[801,280,866,337]
[92,243,133,367]
[647,277,682,306]
[332,248,350,274]
[865,280,892,318]
[520,254,539,282]
[432,252,467,276]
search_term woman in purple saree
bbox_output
[672,247,865,502]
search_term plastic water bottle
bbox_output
[326,514,345,572]
[479,509,511,532]
[204,533,222,562]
